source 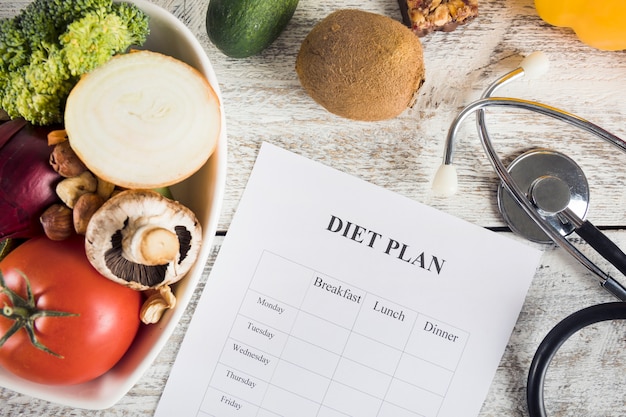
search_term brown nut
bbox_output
[49,140,88,178]
[96,177,116,200]
[47,129,68,146]
[40,204,74,240]
[56,171,98,208]
[73,193,105,235]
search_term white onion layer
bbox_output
[64,50,221,189]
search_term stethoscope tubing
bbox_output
[451,65,626,417]
[526,302,626,417]
[448,95,626,300]
[450,97,626,156]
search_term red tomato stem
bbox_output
[0,269,77,358]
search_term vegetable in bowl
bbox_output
[0,0,227,409]
[0,120,63,240]
[0,0,150,125]
[0,235,142,386]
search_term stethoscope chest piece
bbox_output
[434,53,626,416]
[497,149,590,243]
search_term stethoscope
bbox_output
[432,51,626,417]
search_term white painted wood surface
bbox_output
[2,0,626,415]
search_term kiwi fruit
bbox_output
[296,9,425,121]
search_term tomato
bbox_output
[0,235,142,385]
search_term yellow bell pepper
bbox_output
[535,0,626,51]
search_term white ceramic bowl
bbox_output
[0,0,227,409]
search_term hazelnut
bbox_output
[73,193,105,235]
[49,141,88,178]
[40,204,74,241]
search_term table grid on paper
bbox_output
[199,251,469,417]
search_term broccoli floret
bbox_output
[3,69,71,126]
[0,19,29,73]
[0,0,150,125]
[114,2,150,43]
[60,6,149,75]
[1,42,74,124]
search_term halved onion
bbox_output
[64,50,221,189]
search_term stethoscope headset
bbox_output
[431,52,626,417]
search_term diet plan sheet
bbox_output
[155,143,542,417]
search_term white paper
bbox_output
[155,143,542,417]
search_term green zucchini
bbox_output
[206,0,299,58]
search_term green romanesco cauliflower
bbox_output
[0,0,150,125]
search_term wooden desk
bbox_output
[2,0,626,415]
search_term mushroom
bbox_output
[84,189,202,291]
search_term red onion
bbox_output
[0,119,62,239]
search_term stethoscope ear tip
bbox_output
[432,164,458,197]
[520,51,550,79]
